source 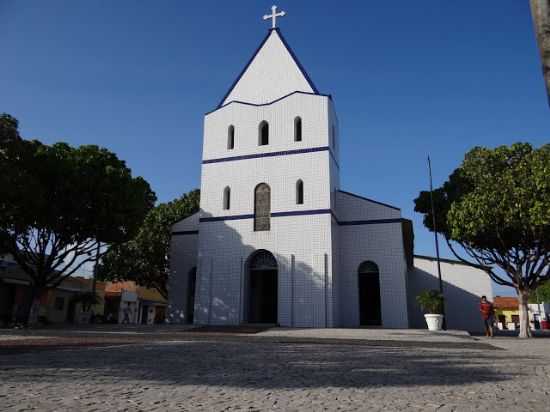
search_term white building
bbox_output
[168,11,493,332]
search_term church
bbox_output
[168,7,493,331]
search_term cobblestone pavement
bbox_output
[1,329,549,411]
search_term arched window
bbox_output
[296,179,304,204]
[227,125,235,150]
[254,183,271,231]
[294,116,302,142]
[223,186,231,210]
[259,121,269,146]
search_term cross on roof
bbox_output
[263,5,286,29]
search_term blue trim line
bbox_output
[271,209,331,218]
[171,230,199,236]
[216,28,320,109]
[203,146,338,169]
[338,190,401,211]
[201,214,254,222]
[206,90,331,116]
[199,209,404,226]
[338,218,404,226]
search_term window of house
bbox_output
[259,121,269,146]
[54,296,65,311]
[223,186,231,210]
[296,179,304,204]
[294,117,302,142]
[227,125,235,150]
[254,183,271,231]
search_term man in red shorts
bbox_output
[480,295,495,337]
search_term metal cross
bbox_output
[263,5,286,29]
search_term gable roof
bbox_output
[218,28,319,108]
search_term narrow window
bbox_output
[294,116,302,142]
[259,121,269,146]
[296,179,304,204]
[227,125,235,150]
[331,125,336,149]
[223,186,231,210]
[254,183,271,231]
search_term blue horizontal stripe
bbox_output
[199,209,404,226]
[338,218,404,226]
[271,209,331,218]
[202,146,338,167]
[208,90,331,116]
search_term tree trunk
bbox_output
[530,0,550,104]
[518,290,532,339]
[27,287,42,326]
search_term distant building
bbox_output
[494,296,520,330]
[0,252,166,326]
[494,296,550,330]
[104,281,166,325]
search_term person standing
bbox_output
[480,296,495,337]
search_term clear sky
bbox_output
[1,1,548,295]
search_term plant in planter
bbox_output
[416,289,445,331]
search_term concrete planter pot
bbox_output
[424,314,444,331]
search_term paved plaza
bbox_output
[1,327,549,411]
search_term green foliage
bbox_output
[529,281,550,304]
[415,143,550,290]
[416,290,445,314]
[98,190,200,298]
[0,115,156,307]
[415,143,550,338]
[0,113,20,143]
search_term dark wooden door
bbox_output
[359,273,381,326]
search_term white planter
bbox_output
[424,314,444,331]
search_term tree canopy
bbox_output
[0,114,156,322]
[415,143,550,337]
[0,113,21,143]
[98,190,200,299]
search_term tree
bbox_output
[530,280,550,304]
[530,0,550,105]
[0,113,21,143]
[0,116,156,323]
[98,189,200,299]
[414,143,550,338]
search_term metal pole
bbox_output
[428,156,446,330]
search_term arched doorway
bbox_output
[247,250,278,324]
[187,267,197,324]
[358,261,382,326]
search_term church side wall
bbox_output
[336,192,408,328]
[338,223,409,328]
[408,257,493,333]
[167,233,198,324]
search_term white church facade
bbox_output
[168,10,493,331]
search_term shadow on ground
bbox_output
[0,337,524,389]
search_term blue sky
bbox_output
[1,1,548,295]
